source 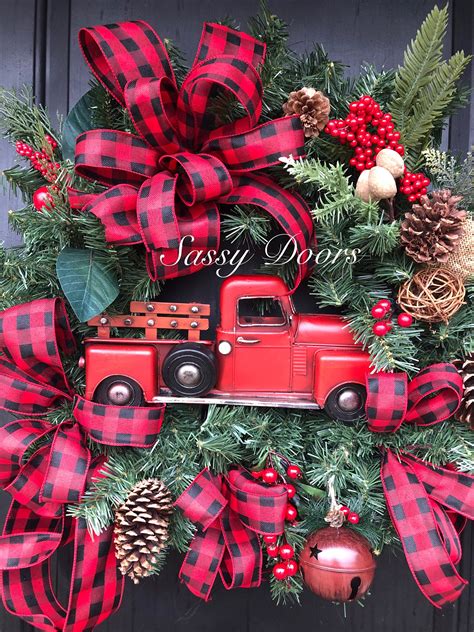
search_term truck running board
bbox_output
[151,394,322,409]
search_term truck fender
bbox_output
[84,343,159,402]
[313,349,372,407]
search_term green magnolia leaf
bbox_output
[61,89,96,162]
[56,248,119,322]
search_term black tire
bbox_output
[162,343,217,397]
[324,382,366,423]
[94,375,145,406]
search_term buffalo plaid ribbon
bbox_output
[175,467,288,600]
[68,20,315,288]
[0,299,165,631]
[382,450,474,607]
[365,363,463,433]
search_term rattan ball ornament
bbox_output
[397,267,465,323]
[445,217,474,279]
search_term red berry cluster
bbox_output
[264,537,299,581]
[324,96,429,202]
[252,462,301,523]
[371,298,413,337]
[15,135,60,185]
[339,504,360,525]
[399,171,430,203]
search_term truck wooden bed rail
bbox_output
[88,301,211,341]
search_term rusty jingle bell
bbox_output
[299,526,376,602]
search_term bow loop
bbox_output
[125,77,184,153]
[177,56,263,148]
[79,21,176,106]
[177,469,227,531]
[193,23,266,68]
[382,449,473,607]
[202,116,306,173]
[366,363,463,432]
[227,468,288,534]
[75,130,160,186]
[0,298,75,402]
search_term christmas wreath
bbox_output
[0,4,473,630]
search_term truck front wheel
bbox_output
[162,343,217,397]
[324,383,366,422]
[94,375,145,406]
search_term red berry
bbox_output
[366,160,375,169]
[395,145,405,155]
[420,187,428,195]
[285,559,299,576]
[382,319,393,332]
[251,470,262,479]
[393,131,400,140]
[285,504,298,522]
[376,299,391,311]
[286,465,302,480]
[286,484,296,499]
[356,162,366,171]
[397,313,413,328]
[339,505,350,516]
[349,158,357,166]
[408,194,417,203]
[347,511,360,524]
[279,544,295,560]
[349,140,358,147]
[267,543,280,558]
[371,305,386,319]
[349,102,359,112]
[33,186,53,211]
[272,563,288,580]
[263,534,278,544]
[262,468,279,485]
[373,321,389,337]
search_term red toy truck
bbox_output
[83,275,372,421]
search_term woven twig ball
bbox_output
[397,267,465,323]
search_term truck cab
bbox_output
[84,275,372,421]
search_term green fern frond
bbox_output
[390,4,448,132]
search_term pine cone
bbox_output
[453,356,474,428]
[324,507,345,528]
[400,189,467,264]
[114,479,173,584]
[283,88,330,138]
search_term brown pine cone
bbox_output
[324,507,345,528]
[400,189,467,264]
[283,87,330,138]
[114,479,173,584]
[453,356,474,428]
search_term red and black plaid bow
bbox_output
[0,299,165,631]
[382,450,474,607]
[365,363,463,433]
[68,20,315,287]
[175,467,288,600]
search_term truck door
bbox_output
[232,296,291,392]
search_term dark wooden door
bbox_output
[0,1,473,630]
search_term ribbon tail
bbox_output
[382,450,467,607]
[64,517,124,632]
[178,522,225,601]
[0,501,66,631]
[220,173,315,290]
[219,505,262,591]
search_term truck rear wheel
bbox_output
[324,383,366,422]
[94,375,145,406]
[162,343,217,397]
